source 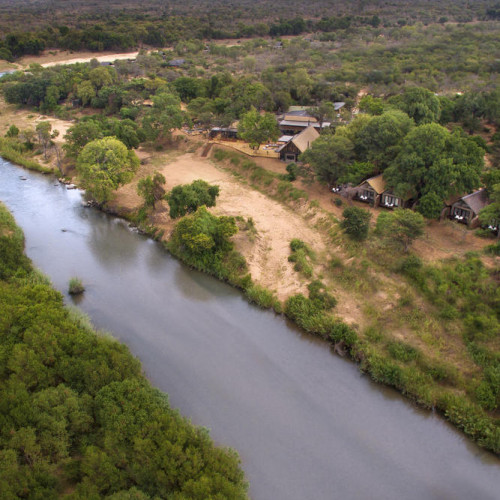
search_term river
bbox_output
[1,158,499,500]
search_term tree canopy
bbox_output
[384,124,484,218]
[167,179,220,219]
[237,107,279,149]
[77,137,139,204]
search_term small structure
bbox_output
[209,126,238,140]
[278,114,330,135]
[355,174,386,206]
[450,189,489,227]
[277,125,319,162]
[380,188,410,209]
[168,58,185,67]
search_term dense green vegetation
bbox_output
[0,202,248,498]
[166,180,220,219]
[76,137,139,205]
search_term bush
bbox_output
[166,179,220,219]
[68,277,85,295]
[245,284,282,312]
[340,206,371,241]
[288,239,315,277]
[308,280,337,310]
[387,341,420,362]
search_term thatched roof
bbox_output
[361,174,386,194]
[283,114,317,123]
[458,189,489,214]
[290,125,320,153]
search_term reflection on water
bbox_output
[1,158,499,500]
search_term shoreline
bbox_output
[1,153,498,457]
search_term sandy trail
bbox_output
[17,50,140,68]
[114,151,327,299]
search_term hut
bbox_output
[355,174,386,206]
[278,114,329,136]
[277,126,319,162]
[380,188,411,209]
[209,126,238,140]
[450,189,489,227]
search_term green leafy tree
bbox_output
[167,180,220,218]
[359,95,384,115]
[355,110,414,168]
[384,124,483,215]
[35,121,52,159]
[64,120,104,157]
[391,87,441,125]
[5,125,19,138]
[375,209,425,252]
[237,107,279,150]
[89,66,114,90]
[77,137,139,205]
[77,81,96,106]
[340,206,372,241]
[142,91,183,142]
[137,172,166,209]
[300,133,354,185]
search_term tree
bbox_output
[390,87,441,125]
[35,121,52,159]
[137,172,166,209]
[77,81,96,106]
[307,102,336,130]
[77,137,139,205]
[64,120,104,157]
[359,95,384,115]
[384,124,483,215]
[375,209,425,252]
[237,107,279,150]
[142,91,183,142]
[166,180,220,218]
[340,206,372,241]
[5,125,19,138]
[300,133,354,185]
[355,110,414,168]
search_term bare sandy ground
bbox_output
[114,150,327,300]
[0,98,73,143]
[18,50,140,68]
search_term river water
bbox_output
[1,158,499,499]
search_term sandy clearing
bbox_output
[113,151,327,300]
[17,50,140,68]
[0,98,74,143]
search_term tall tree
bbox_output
[77,137,139,205]
[237,107,279,150]
[384,124,484,218]
[390,87,441,125]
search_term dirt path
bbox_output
[113,150,327,300]
[17,50,140,68]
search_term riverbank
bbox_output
[0,96,498,455]
[0,200,248,498]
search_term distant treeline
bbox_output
[1,0,500,60]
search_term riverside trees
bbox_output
[76,137,139,205]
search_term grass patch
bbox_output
[0,137,54,173]
[288,238,315,278]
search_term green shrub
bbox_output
[166,179,220,219]
[308,280,337,310]
[68,277,85,295]
[387,341,420,362]
[245,284,282,312]
[340,206,371,241]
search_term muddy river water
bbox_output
[1,158,499,499]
